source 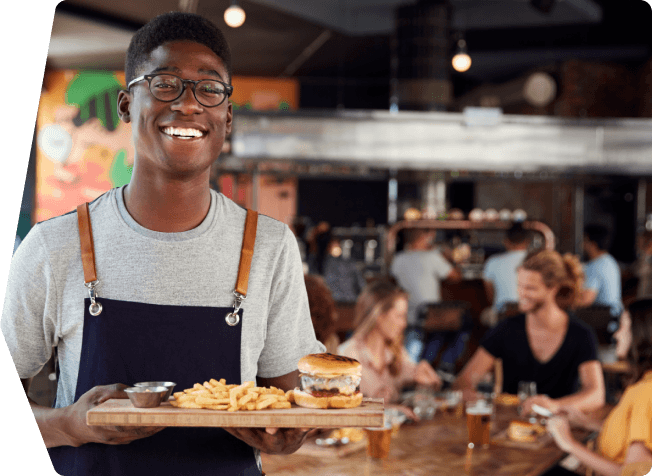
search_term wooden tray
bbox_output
[87,397,384,428]
[491,427,552,450]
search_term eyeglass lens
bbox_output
[149,74,228,107]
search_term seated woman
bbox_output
[338,278,442,417]
[546,298,652,476]
[453,249,605,413]
[304,274,340,354]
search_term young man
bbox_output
[481,222,531,326]
[453,250,605,415]
[1,12,323,476]
[578,224,624,318]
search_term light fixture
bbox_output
[224,0,246,28]
[452,39,472,73]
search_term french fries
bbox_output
[170,379,294,411]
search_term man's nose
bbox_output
[171,85,203,113]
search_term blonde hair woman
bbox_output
[338,278,441,419]
[453,249,605,414]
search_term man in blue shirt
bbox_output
[482,223,531,326]
[579,224,623,318]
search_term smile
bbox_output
[161,126,206,139]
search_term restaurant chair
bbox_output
[412,301,473,370]
[497,301,521,323]
[573,305,617,346]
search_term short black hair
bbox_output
[584,224,610,251]
[125,12,232,85]
[506,222,531,245]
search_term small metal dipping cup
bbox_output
[125,386,169,408]
[134,381,176,401]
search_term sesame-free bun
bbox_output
[293,388,363,409]
[298,353,362,378]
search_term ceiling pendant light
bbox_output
[224,0,246,28]
[452,39,472,73]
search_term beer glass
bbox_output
[465,400,493,449]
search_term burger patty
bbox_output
[300,373,361,396]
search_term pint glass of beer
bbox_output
[466,400,493,449]
[364,425,392,459]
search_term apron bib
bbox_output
[48,203,261,476]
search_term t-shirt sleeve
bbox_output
[483,256,497,282]
[432,250,454,280]
[584,263,600,291]
[256,226,326,378]
[1,226,58,379]
[479,318,511,359]
[573,321,599,364]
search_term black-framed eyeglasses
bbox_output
[127,73,233,107]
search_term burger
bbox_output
[293,353,363,409]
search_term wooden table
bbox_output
[261,404,603,476]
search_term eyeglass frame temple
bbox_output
[126,74,233,105]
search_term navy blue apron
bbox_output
[48,204,261,476]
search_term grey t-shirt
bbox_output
[390,249,453,325]
[2,186,324,410]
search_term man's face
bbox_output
[517,268,557,313]
[118,40,233,179]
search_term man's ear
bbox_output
[117,90,131,123]
[225,101,233,136]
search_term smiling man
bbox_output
[1,12,324,476]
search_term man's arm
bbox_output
[20,378,163,448]
[523,360,605,414]
[452,347,495,398]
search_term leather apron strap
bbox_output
[77,202,97,284]
[77,202,258,301]
[235,209,258,297]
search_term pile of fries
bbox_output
[170,379,294,411]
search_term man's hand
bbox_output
[521,394,560,416]
[415,360,442,389]
[64,384,165,447]
[224,427,311,455]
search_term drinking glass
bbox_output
[465,400,493,449]
[517,381,537,421]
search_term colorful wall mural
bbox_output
[35,70,134,223]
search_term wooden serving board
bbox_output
[87,398,384,428]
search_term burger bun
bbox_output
[293,388,363,409]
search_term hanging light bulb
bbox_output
[224,1,246,28]
[452,39,472,73]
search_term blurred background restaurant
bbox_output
[20,0,652,404]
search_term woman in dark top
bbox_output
[453,249,605,414]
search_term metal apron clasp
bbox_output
[84,280,102,316]
[225,291,245,326]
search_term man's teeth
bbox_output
[162,127,204,138]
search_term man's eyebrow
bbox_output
[148,66,224,81]
[198,68,224,80]
[150,66,180,74]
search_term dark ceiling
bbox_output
[50,0,652,110]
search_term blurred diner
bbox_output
[453,249,605,414]
[390,229,466,369]
[481,222,532,327]
[337,278,442,419]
